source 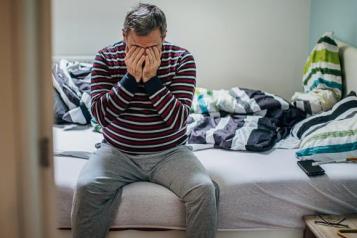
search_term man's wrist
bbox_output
[143,76,164,95]
[120,73,139,94]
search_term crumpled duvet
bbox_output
[187,88,306,152]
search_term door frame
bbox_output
[0,0,58,237]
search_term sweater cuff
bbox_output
[144,76,164,96]
[119,74,138,95]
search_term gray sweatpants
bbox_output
[71,142,220,238]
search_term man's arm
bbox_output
[91,48,145,127]
[144,50,196,130]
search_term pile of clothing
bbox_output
[52,59,92,125]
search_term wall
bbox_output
[310,0,357,49]
[52,0,311,99]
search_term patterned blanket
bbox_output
[187,88,306,151]
[52,59,92,124]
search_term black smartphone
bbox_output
[297,160,325,177]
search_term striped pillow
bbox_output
[303,33,342,97]
[296,114,357,162]
[292,92,357,139]
[292,32,342,115]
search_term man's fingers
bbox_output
[147,48,155,66]
[153,47,161,61]
[133,48,144,65]
[130,47,141,62]
[136,55,145,69]
[126,46,136,57]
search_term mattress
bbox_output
[53,126,357,231]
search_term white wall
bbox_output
[52,0,310,99]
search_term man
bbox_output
[71,3,219,238]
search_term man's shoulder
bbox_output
[96,41,126,60]
[162,42,194,61]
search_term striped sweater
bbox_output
[90,41,196,154]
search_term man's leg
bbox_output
[71,143,147,238]
[150,145,219,238]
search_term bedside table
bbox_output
[304,214,357,238]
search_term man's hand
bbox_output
[142,47,161,83]
[124,46,145,82]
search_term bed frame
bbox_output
[55,41,357,238]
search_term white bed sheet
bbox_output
[53,126,357,230]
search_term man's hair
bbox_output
[123,3,167,37]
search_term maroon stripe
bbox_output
[104,128,186,146]
[106,124,180,139]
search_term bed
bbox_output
[53,42,357,238]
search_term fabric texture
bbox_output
[292,32,342,115]
[296,113,357,162]
[71,142,219,238]
[52,60,92,124]
[187,87,306,152]
[292,92,357,140]
[90,41,196,155]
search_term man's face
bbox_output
[123,28,164,55]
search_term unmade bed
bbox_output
[53,41,357,238]
[53,127,357,231]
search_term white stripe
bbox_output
[153,91,169,107]
[92,67,108,73]
[118,82,134,97]
[177,60,195,70]
[93,60,106,66]
[231,116,260,150]
[170,83,194,87]
[231,88,261,113]
[113,86,129,104]
[150,86,166,99]
[117,117,163,125]
[178,68,196,73]
[161,56,180,62]
[91,75,111,80]
[128,107,156,111]
[111,121,172,133]
[206,116,231,144]
[303,62,340,81]
[159,96,175,115]
[108,94,125,111]
[158,72,176,78]
[172,76,196,80]
[131,100,152,104]
[120,113,157,117]
[104,130,186,148]
[162,49,186,54]
[91,82,113,87]
[166,106,181,128]
[101,50,125,55]
[292,96,357,138]
[106,125,186,142]
[108,65,127,70]
[91,89,110,94]
[172,90,194,96]
[314,42,338,52]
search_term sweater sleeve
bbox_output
[144,52,196,130]
[90,51,138,127]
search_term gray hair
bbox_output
[123,3,167,37]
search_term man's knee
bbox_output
[184,179,217,203]
[75,174,111,197]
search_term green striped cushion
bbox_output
[296,114,357,162]
[303,33,342,99]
